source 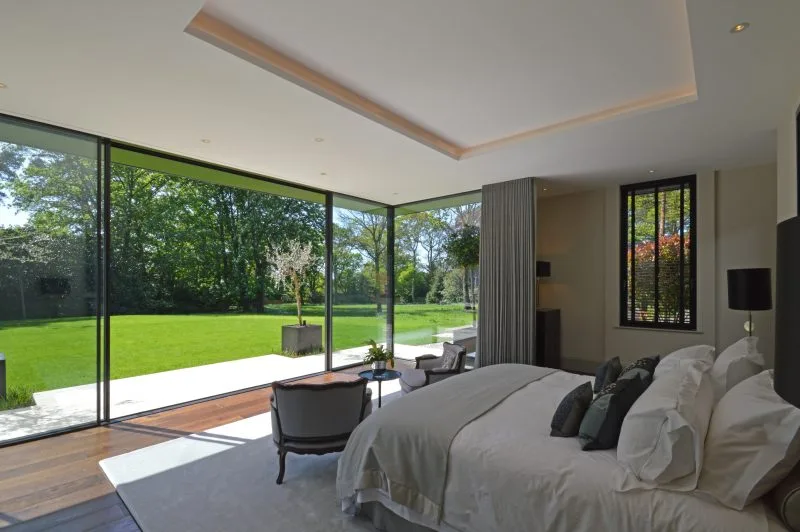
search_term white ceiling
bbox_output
[0,0,798,204]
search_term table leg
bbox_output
[378,380,382,408]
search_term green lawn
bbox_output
[0,304,474,392]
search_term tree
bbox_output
[396,213,428,303]
[267,240,315,325]
[338,211,387,313]
[0,227,73,319]
[445,225,480,324]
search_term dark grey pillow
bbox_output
[594,357,623,393]
[618,355,660,385]
[578,375,649,451]
[550,382,593,437]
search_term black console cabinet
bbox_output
[536,308,561,369]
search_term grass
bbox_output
[0,304,474,393]
[0,385,35,411]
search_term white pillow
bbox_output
[698,370,800,510]
[616,359,714,491]
[653,344,715,379]
[710,337,764,401]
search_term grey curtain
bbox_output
[477,178,537,366]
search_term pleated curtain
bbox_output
[477,177,537,366]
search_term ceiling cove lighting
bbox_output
[730,22,750,33]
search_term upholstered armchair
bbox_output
[271,378,372,484]
[399,342,468,395]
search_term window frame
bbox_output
[619,174,697,330]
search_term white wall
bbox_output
[715,164,777,366]
[538,164,777,367]
[777,93,799,222]
[537,189,606,372]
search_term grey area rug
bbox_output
[100,389,401,532]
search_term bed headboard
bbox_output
[775,216,800,407]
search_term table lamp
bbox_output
[727,268,772,336]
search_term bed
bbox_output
[337,364,787,532]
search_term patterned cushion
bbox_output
[440,342,463,370]
[578,375,650,451]
[551,382,594,437]
[619,356,660,385]
[594,357,623,393]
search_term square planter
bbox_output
[282,324,323,355]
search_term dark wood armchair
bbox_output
[270,378,371,484]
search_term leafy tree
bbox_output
[338,211,387,313]
[445,225,480,322]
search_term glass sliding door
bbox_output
[393,192,481,368]
[108,147,326,418]
[0,116,100,443]
[331,196,389,369]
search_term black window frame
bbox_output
[619,174,697,330]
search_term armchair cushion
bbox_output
[400,369,427,389]
[441,342,463,370]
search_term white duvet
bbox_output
[358,371,786,532]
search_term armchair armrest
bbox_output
[425,368,460,385]
[415,354,441,370]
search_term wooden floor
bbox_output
[0,362,411,531]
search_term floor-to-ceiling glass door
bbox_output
[331,196,389,369]
[393,192,481,367]
[107,147,327,418]
[0,116,101,443]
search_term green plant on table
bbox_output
[363,339,394,368]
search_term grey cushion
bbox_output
[440,343,462,370]
[400,369,427,389]
[594,357,623,393]
[619,355,660,385]
[551,382,593,437]
[578,375,649,450]
[772,463,800,532]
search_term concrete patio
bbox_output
[0,342,453,442]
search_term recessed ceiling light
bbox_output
[314,137,325,143]
[320,172,327,176]
[0,82,7,89]
[730,22,750,34]
[543,188,548,191]
[649,169,655,174]
[200,138,211,144]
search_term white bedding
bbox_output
[356,371,786,532]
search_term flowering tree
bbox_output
[629,234,691,323]
[267,240,314,325]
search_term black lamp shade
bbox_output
[727,268,772,311]
[536,261,551,278]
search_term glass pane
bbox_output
[331,197,388,369]
[631,191,656,322]
[0,117,99,442]
[682,186,692,324]
[394,197,480,368]
[109,149,325,418]
[655,186,684,324]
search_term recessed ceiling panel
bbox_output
[199,0,697,150]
